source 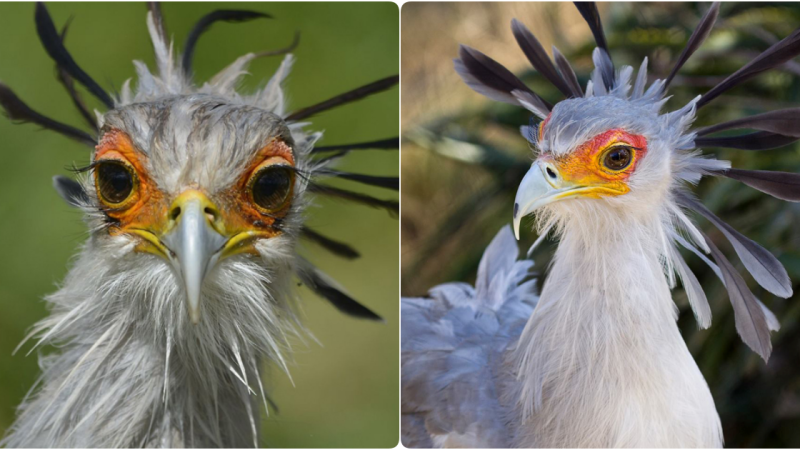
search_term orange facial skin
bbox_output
[93,129,295,258]
[95,130,170,248]
[541,128,647,199]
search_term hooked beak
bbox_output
[161,191,228,324]
[512,160,591,240]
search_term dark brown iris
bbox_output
[96,161,134,204]
[603,146,633,171]
[250,165,294,212]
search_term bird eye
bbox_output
[602,146,633,171]
[95,161,135,205]
[249,165,295,213]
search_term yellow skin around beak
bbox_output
[513,129,646,240]
[96,130,295,324]
[132,190,281,324]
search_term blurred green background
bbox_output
[0,2,398,448]
[402,2,800,447]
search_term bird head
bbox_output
[512,91,687,238]
[455,4,800,361]
[89,100,302,325]
[0,4,396,362]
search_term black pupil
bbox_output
[97,162,133,204]
[604,147,632,170]
[252,166,293,211]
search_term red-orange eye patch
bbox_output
[93,129,169,236]
[543,128,647,199]
[92,129,298,258]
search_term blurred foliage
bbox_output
[0,2,398,448]
[401,2,800,447]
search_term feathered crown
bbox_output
[454,2,800,361]
[0,2,398,322]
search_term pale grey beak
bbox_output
[512,160,563,240]
[162,193,227,324]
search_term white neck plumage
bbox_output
[2,243,289,448]
[509,202,723,448]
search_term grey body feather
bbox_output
[402,226,537,448]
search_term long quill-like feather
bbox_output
[670,246,712,329]
[698,27,800,108]
[34,3,113,108]
[0,83,95,146]
[455,45,552,115]
[677,193,792,298]
[307,184,399,216]
[704,234,773,362]
[695,132,798,151]
[286,75,398,121]
[301,227,360,260]
[664,2,720,89]
[714,168,800,202]
[552,46,583,97]
[181,10,272,77]
[511,19,574,98]
[297,259,382,321]
[312,137,398,154]
[696,108,800,138]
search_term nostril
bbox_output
[204,207,218,222]
[546,166,557,179]
[169,207,181,221]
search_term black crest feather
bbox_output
[696,108,800,138]
[308,184,398,216]
[573,2,611,57]
[0,82,95,147]
[298,261,382,321]
[301,227,360,260]
[312,137,399,154]
[35,2,113,109]
[664,2,720,89]
[698,27,800,108]
[511,19,574,98]
[321,170,399,191]
[714,168,800,202]
[552,46,583,97]
[455,45,552,115]
[181,9,272,77]
[55,20,97,132]
[695,131,799,151]
[286,75,399,122]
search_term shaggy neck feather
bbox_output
[2,240,293,448]
[509,204,723,447]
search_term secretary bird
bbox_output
[0,3,397,447]
[402,3,800,447]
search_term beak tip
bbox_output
[189,307,201,324]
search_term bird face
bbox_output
[513,96,675,238]
[89,97,305,324]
